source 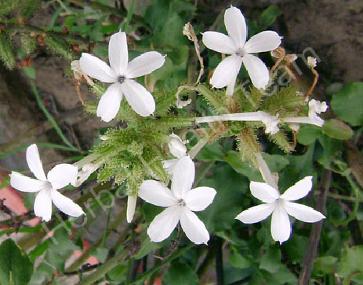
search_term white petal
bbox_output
[47,164,78,190]
[120,80,155,117]
[271,204,291,243]
[147,206,180,242]
[10,172,47,192]
[242,54,269,89]
[139,180,176,207]
[180,208,209,245]
[162,159,179,175]
[34,189,52,222]
[284,201,325,223]
[244,31,281,54]
[280,176,313,201]
[126,195,137,223]
[184,187,216,211]
[96,83,123,122]
[51,189,84,218]
[250,181,279,203]
[171,156,195,199]
[210,55,242,88]
[235,203,275,224]
[79,53,116,83]
[226,71,238,96]
[108,31,128,75]
[202,31,236,54]
[127,51,165,78]
[224,6,247,47]
[26,144,46,180]
[168,134,187,159]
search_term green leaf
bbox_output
[0,239,33,285]
[262,153,289,172]
[163,262,198,285]
[259,247,281,274]
[297,125,322,145]
[224,151,261,181]
[107,264,128,282]
[313,256,338,275]
[338,245,363,284]
[229,247,252,269]
[133,238,161,260]
[322,119,354,140]
[331,82,363,126]
[197,142,225,161]
[199,163,248,231]
[258,5,282,29]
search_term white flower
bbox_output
[307,56,317,68]
[202,6,281,94]
[162,134,187,174]
[79,31,165,122]
[235,176,325,244]
[139,156,216,244]
[283,99,328,127]
[9,144,84,222]
[308,99,328,126]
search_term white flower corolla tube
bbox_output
[195,111,280,134]
[79,31,166,122]
[283,99,328,127]
[162,133,188,174]
[255,152,278,189]
[235,176,325,244]
[139,156,216,244]
[9,144,85,222]
[71,163,101,187]
[126,195,137,223]
[202,6,282,94]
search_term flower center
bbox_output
[235,48,246,57]
[177,199,186,207]
[117,75,126,84]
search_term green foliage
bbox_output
[268,129,294,153]
[322,119,353,140]
[261,86,305,117]
[258,5,282,30]
[164,261,199,285]
[338,246,363,284]
[1,1,362,284]
[0,32,16,69]
[0,0,40,17]
[44,35,73,60]
[331,82,363,126]
[297,125,322,145]
[20,33,37,55]
[0,239,33,285]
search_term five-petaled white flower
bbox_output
[162,133,187,174]
[235,176,325,244]
[9,144,84,222]
[80,31,165,122]
[202,6,281,94]
[139,156,216,244]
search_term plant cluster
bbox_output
[0,1,362,284]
